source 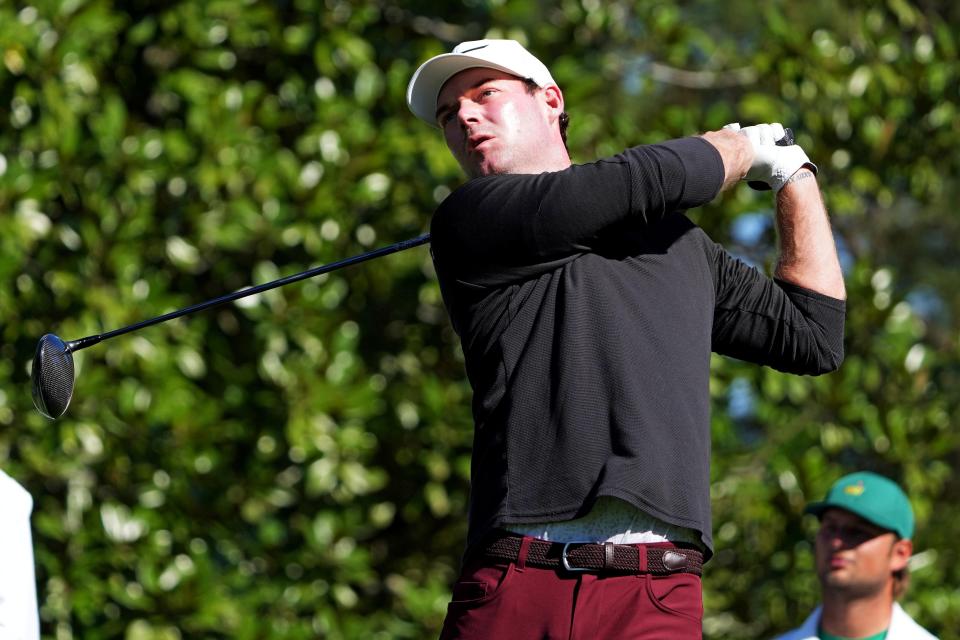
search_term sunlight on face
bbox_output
[436,68,560,178]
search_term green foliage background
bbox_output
[1,0,958,638]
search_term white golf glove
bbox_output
[723,122,817,192]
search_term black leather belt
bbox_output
[481,533,703,576]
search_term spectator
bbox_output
[774,471,936,640]
[0,468,40,640]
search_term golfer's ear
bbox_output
[541,85,564,122]
[891,538,912,572]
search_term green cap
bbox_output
[805,471,915,539]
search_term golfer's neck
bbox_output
[820,587,894,638]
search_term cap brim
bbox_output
[804,501,899,535]
[406,54,531,126]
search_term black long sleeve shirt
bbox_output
[430,137,845,558]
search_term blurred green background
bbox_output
[1,0,958,638]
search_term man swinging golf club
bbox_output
[408,39,846,638]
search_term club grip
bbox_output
[776,127,795,146]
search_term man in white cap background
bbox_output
[774,471,937,640]
[407,39,847,638]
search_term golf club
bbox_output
[32,233,431,420]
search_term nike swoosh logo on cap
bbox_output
[459,45,488,53]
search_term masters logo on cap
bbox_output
[843,481,865,496]
[406,39,557,126]
[805,471,915,539]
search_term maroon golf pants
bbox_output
[439,540,703,639]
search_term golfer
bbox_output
[774,472,937,640]
[407,39,846,638]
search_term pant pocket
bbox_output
[645,573,703,622]
[448,561,515,606]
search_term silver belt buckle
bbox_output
[561,542,590,572]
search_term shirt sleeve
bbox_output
[431,136,724,287]
[710,245,845,375]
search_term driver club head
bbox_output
[32,334,76,420]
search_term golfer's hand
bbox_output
[724,122,817,192]
[700,128,754,192]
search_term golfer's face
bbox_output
[814,509,908,595]
[436,68,554,178]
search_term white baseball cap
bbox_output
[406,39,557,126]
